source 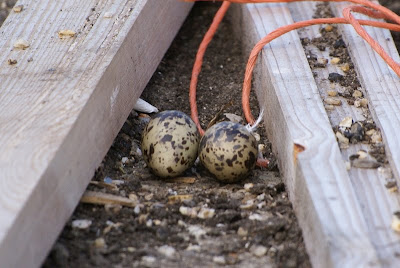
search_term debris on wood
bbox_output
[339,116,352,128]
[391,212,400,233]
[7,59,17,65]
[327,90,337,97]
[328,72,343,82]
[341,63,350,72]
[80,190,137,207]
[351,158,381,169]
[352,90,363,98]
[58,30,76,39]
[324,97,342,106]
[13,5,23,13]
[13,39,29,49]
[103,12,113,18]
[330,57,340,64]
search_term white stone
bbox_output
[71,219,92,229]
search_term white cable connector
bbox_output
[245,109,264,133]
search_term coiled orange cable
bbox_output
[187,0,400,167]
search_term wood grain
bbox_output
[290,2,400,265]
[231,2,400,267]
[0,0,192,267]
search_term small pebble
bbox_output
[93,237,106,249]
[187,225,207,239]
[371,132,382,144]
[7,59,17,65]
[186,244,201,252]
[366,129,377,136]
[237,227,248,237]
[134,205,141,214]
[127,247,136,253]
[251,245,268,257]
[328,72,344,82]
[58,30,76,39]
[336,131,349,145]
[197,208,215,219]
[350,122,364,143]
[356,150,368,159]
[359,98,368,107]
[339,116,353,128]
[13,39,29,49]
[327,90,337,97]
[324,97,342,106]
[317,58,328,65]
[330,57,340,64]
[213,256,226,265]
[158,245,176,258]
[351,158,381,169]
[13,5,23,12]
[141,256,156,264]
[345,161,351,170]
[325,104,335,111]
[249,213,269,221]
[224,113,243,124]
[352,90,363,98]
[325,25,333,32]
[71,219,92,229]
[145,193,154,201]
[392,212,400,233]
[103,12,113,18]
[341,63,350,72]
[244,183,254,191]
[179,206,198,218]
[240,199,256,210]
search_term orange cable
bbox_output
[188,0,400,167]
[190,1,231,136]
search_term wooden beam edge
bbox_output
[0,1,192,267]
[232,3,382,267]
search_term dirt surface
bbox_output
[42,3,310,268]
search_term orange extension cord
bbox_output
[187,0,400,167]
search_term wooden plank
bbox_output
[289,2,400,265]
[0,0,192,267]
[231,2,400,267]
[330,1,400,178]
[330,1,400,187]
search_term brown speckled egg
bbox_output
[141,110,199,178]
[199,121,258,183]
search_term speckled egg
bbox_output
[141,110,199,178]
[199,121,258,183]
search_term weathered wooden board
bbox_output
[290,1,400,266]
[232,1,400,267]
[0,0,192,267]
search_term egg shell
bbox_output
[141,110,199,178]
[199,121,258,183]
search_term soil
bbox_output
[0,1,398,268]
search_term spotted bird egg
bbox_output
[141,110,200,178]
[199,121,258,183]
